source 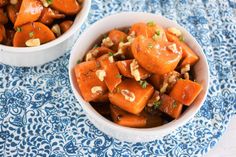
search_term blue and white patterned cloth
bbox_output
[0,0,236,156]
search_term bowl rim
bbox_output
[0,0,91,54]
[69,12,210,134]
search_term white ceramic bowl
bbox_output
[0,0,91,67]
[69,12,209,142]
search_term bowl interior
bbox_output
[69,12,209,135]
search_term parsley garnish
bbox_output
[46,0,53,4]
[16,27,22,32]
[156,30,160,36]
[179,35,184,42]
[29,32,34,38]
[147,21,156,27]
[108,52,114,56]
[116,74,122,78]
[153,100,161,109]
[148,43,153,49]
[139,80,148,88]
[173,101,177,108]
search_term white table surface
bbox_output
[205,115,236,157]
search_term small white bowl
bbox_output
[69,12,209,142]
[0,0,91,67]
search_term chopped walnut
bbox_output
[130,60,141,81]
[127,31,136,42]
[167,27,182,37]
[108,56,114,63]
[160,71,181,93]
[181,64,190,74]
[95,70,106,81]
[91,86,103,94]
[101,37,114,47]
[25,38,41,47]
[121,89,135,102]
[10,0,18,5]
[167,43,180,54]
[85,49,99,61]
[114,41,131,56]
[147,91,160,107]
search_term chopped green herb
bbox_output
[148,43,153,49]
[147,21,156,27]
[179,35,184,42]
[46,0,53,4]
[77,60,82,64]
[156,30,160,36]
[16,27,22,32]
[173,101,177,108]
[153,100,161,109]
[116,74,122,78]
[29,31,34,38]
[108,52,114,56]
[139,80,148,88]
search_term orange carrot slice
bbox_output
[0,24,6,43]
[159,94,183,119]
[116,59,150,79]
[108,29,127,51]
[108,79,154,115]
[169,79,202,106]
[59,20,73,33]
[51,0,80,15]
[74,60,108,102]
[131,35,182,75]
[13,22,55,47]
[98,54,122,92]
[166,31,199,66]
[14,0,43,27]
[110,104,147,128]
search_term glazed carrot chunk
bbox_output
[60,20,73,33]
[74,60,108,102]
[129,22,167,41]
[0,0,8,7]
[149,74,163,90]
[7,5,18,24]
[98,54,122,92]
[51,0,80,15]
[14,0,43,27]
[129,23,148,37]
[108,29,127,51]
[158,94,183,119]
[13,22,56,47]
[0,9,8,24]
[131,35,182,75]
[110,104,147,128]
[166,32,199,67]
[169,79,202,106]
[0,24,6,43]
[116,59,150,80]
[108,79,154,115]
[39,8,65,25]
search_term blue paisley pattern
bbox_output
[0,0,236,156]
